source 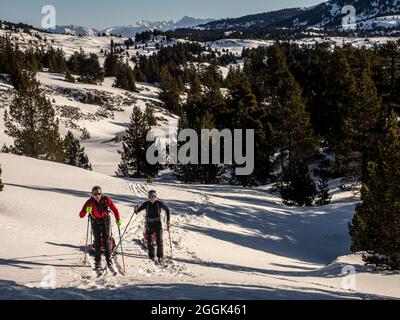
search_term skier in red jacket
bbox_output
[80,186,121,271]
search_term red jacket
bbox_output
[79,195,121,221]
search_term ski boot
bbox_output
[106,259,117,276]
[95,262,104,277]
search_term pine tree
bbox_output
[281,161,317,207]
[0,163,4,192]
[374,42,400,113]
[242,47,269,103]
[350,112,400,269]
[201,79,226,130]
[67,50,103,84]
[104,53,121,77]
[174,112,221,184]
[159,67,181,115]
[116,107,159,178]
[264,46,317,206]
[174,73,205,183]
[198,112,221,184]
[173,115,194,183]
[114,62,136,92]
[25,48,40,73]
[134,65,147,82]
[337,60,383,184]
[301,47,357,146]
[314,153,332,206]
[43,47,67,73]
[226,72,268,185]
[80,127,91,140]
[188,70,202,98]
[63,131,92,170]
[315,177,332,206]
[4,69,64,161]
[324,49,358,148]
[80,53,104,84]
[143,107,161,178]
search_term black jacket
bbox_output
[137,200,170,222]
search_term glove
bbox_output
[86,206,93,214]
[116,220,122,227]
[134,205,138,214]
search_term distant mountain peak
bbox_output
[45,16,216,37]
[46,25,98,37]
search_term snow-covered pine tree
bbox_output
[350,112,400,269]
[80,127,91,140]
[63,131,92,170]
[4,69,64,162]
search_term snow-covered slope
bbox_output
[0,153,399,299]
[46,25,98,37]
[0,71,178,176]
[0,27,179,176]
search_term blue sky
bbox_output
[0,0,325,29]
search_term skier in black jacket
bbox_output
[135,190,170,263]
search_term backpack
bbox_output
[146,201,161,222]
[90,196,111,220]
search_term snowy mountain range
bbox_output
[194,0,400,33]
[46,16,215,37]
[278,0,400,30]
[47,25,99,37]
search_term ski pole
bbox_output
[117,224,126,273]
[83,216,90,266]
[112,206,137,256]
[90,219,92,247]
[168,224,173,259]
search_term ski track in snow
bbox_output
[59,182,208,293]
